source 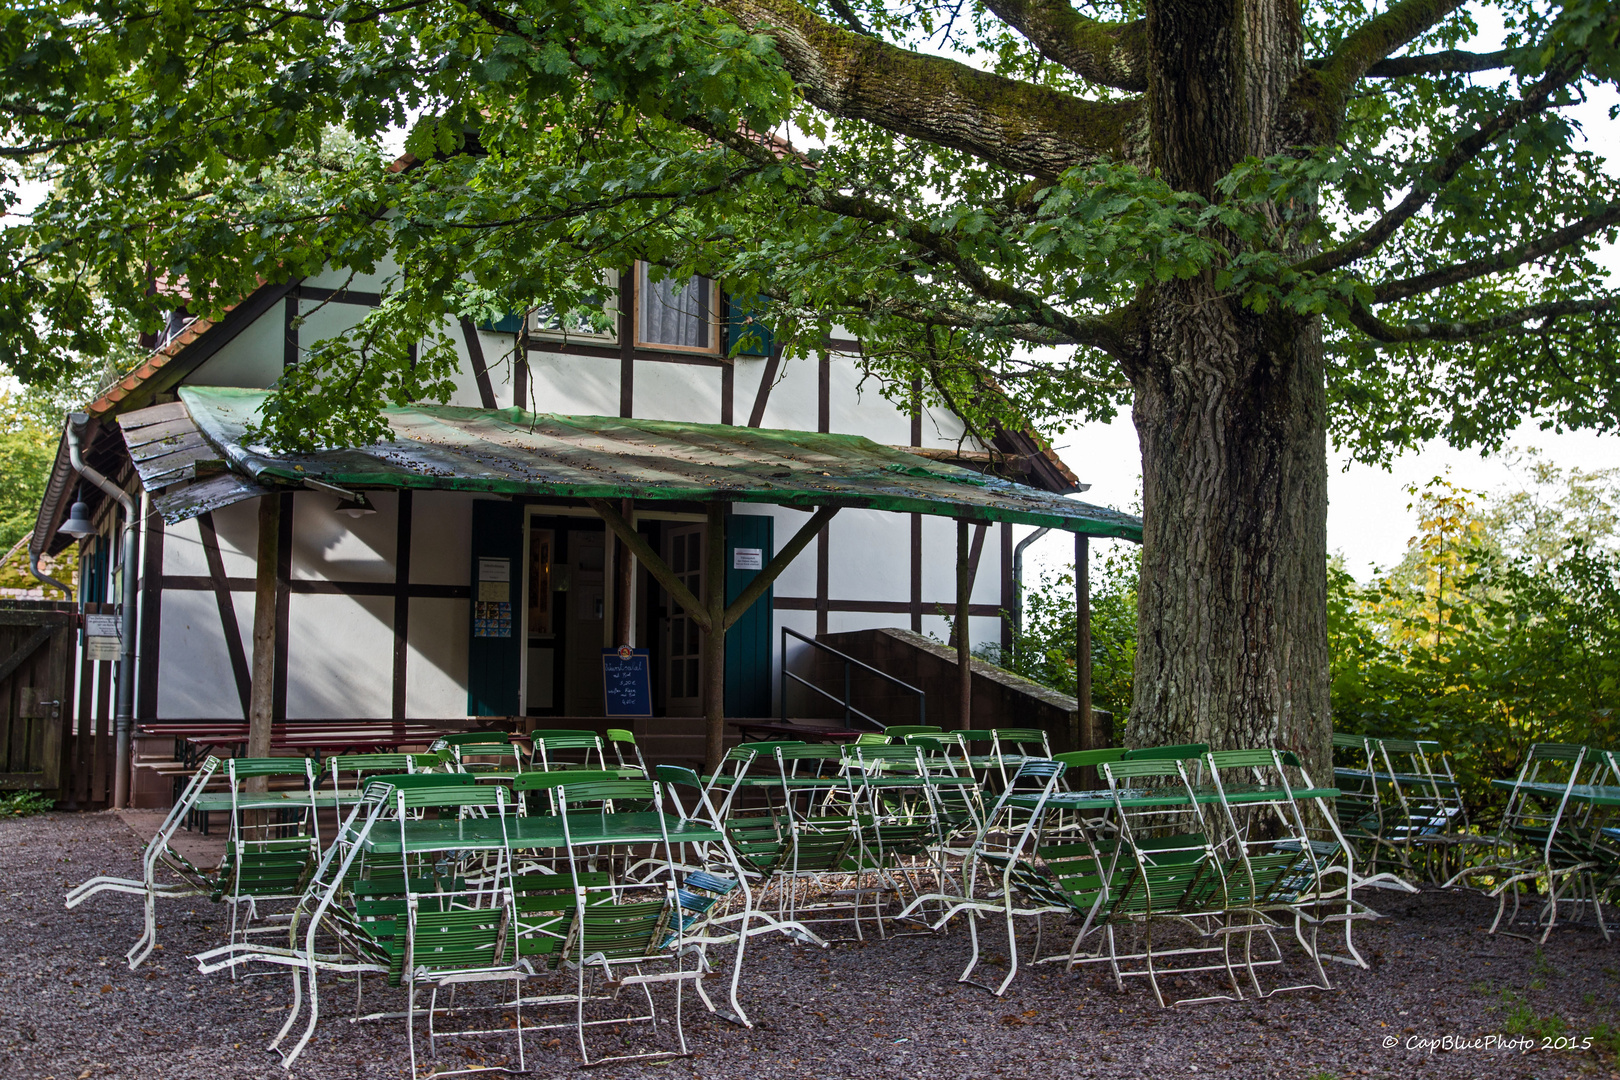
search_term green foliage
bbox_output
[0,791,54,817]
[0,392,56,554]
[983,543,1139,722]
[1330,468,1620,819]
[0,0,1613,454]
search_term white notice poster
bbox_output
[86,637,120,662]
[733,548,763,571]
[85,614,122,638]
[478,557,511,582]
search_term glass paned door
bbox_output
[663,525,704,714]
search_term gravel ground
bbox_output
[4,811,1620,1080]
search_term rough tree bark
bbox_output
[1121,0,1331,776]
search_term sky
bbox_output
[1017,413,1620,586]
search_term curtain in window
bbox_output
[639,267,710,349]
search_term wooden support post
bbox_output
[701,503,727,771]
[956,518,972,730]
[1076,532,1093,752]
[589,497,836,769]
[614,498,634,648]
[247,495,280,796]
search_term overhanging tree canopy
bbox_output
[2,0,1617,770]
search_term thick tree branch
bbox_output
[1361,48,1514,78]
[982,0,1147,92]
[1373,201,1620,303]
[1315,0,1469,96]
[823,0,874,37]
[710,0,1137,177]
[692,116,1136,356]
[1298,56,1585,275]
[1279,0,1467,143]
[1349,295,1620,344]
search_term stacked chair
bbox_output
[898,743,1399,1007]
[1447,742,1620,941]
[66,722,1468,1068]
[1332,732,1481,882]
[66,755,327,968]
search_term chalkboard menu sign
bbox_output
[602,647,652,717]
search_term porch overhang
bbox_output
[123,387,1142,540]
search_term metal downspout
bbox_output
[65,412,138,809]
[28,548,72,597]
[1011,526,1050,638]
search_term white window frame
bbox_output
[633,261,720,355]
[529,269,621,345]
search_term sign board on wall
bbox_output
[85,613,122,662]
[602,646,652,717]
[732,548,763,570]
[85,614,122,638]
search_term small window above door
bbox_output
[635,263,719,354]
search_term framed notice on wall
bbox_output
[474,557,512,638]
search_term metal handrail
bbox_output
[780,627,927,731]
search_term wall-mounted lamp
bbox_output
[334,493,376,519]
[59,492,95,540]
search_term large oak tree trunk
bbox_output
[1126,291,1331,775]
[1122,0,1332,774]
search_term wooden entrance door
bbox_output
[0,602,76,796]
[663,525,704,715]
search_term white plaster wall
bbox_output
[919,405,970,448]
[210,500,262,577]
[407,597,469,716]
[438,316,514,410]
[755,353,818,432]
[284,593,394,718]
[739,505,818,597]
[156,590,251,718]
[528,353,620,417]
[773,608,820,714]
[303,256,401,296]
[919,514,1001,606]
[410,492,475,586]
[301,293,369,334]
[187,305,283,388]
[291,489,397,583]
[633,361,723,424]
[825,509,910,603]
[474,328,521,408]
[730,356,772,422]
[162,517,210,577]
[827,354,912,444]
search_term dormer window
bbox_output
[635,263,719,354]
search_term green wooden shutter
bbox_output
[467,499,523,717]
[724,294,774,357]
[724,513,774,717]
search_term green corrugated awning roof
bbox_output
[131,387,1141,539]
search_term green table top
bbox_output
[190,791,343,812]
[706,773,977,789]
[342,811,724,854]
[1335,767,1460,789]
[1007,783,1339,811]
[1490,779,1620,806]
